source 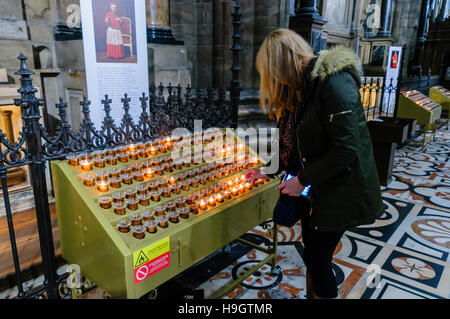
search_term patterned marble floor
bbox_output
[195,122,450,300]
[1,123,449,300]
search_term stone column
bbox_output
[290,0,327,53]
[376,0,393,37]
[146,0,183,45]
[417,0,431,44]
[439,0,448,21]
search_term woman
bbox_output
[104,2,124,61]
[246,29,383,299]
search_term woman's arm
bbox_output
[297,71,360,187]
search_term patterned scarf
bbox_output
[278,103,301,173]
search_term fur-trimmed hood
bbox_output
[310,46,362,81]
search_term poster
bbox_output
[80,0,149,126]
[383,46,402,115]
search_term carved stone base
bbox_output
[147,27,184,45]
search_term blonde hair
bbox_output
[256,28,315,120]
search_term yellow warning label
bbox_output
[133,237,170,269]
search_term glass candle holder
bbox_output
[142,209,155,221]
[223,189,232,199]
[238,184,245,194]
[125,197,139,211]
[158,144,167,153]
[198,199,208,210]
[141,160,151,169]
[121,174,133,185]
[231,187,239,197]
[179,207,190,219]
[147,181,159,192]
[79,159,93,171]
[138,149,148,158]
[117,219,131,233]
[125,188,137,199]
[112,192,125,203]
[128,151,138,161]
[133,171,145,182]
[175,197,185,208]
[144,219,158,233]
[182,157,191,168]
[129,213,143,226]
[161,187,171,198]
[190,204,199,215]
[79,152,92,161]
[162,163,173,173]
[67,154,79,166]
[203,187,213,197]
[208,196,216,207]
[244,182,253,191]
[168,175,177,185]
[190,178,199,188]
[164,201,177,212]
[207,173,215,182]
[93,157,106,168]
[132,225,146,239]
[173,161,183,170]
[95,172,109,182]
[154,206,165,217]
[150,190,162,202]
[108,168,120,178]
[98,196,113,209]
[255,178,266,186]
[159,176,169,188]
[199,174,207,185]
[96,180,109,192]
[185,195,195,205]
[218,182,227,191]
[109,177,121,189]
[171,184,181,195]
[105,147,116,156]
[181,181,190,192]
[221,167,230,177]
[118,152,129,163]
[215,193,224,203]
[130,164,142,172]
[113,202,127,215]
[81,173,96,187]
[136,184,148,195]
[144,167,155,179]
[186,170,195,179]
[154,166,164,176]
[167,211,180,223]
[148,146,157,156]
[157,215,169,228]
[138,193,151,206]
[120,165,132,175]
[176,172,186,182]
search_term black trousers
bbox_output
[300,212,344,298]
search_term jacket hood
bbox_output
[310,46,363,81]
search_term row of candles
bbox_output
[84,152,259,193]
[67,130,236,171]
[114,173,267,239]
[403,91,440,110]
[97,160,259,213]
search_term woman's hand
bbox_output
[277,176,304,197]
[245,168,269,184]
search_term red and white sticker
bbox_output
[133,237,170,284]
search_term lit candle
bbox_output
[80,159,93,171]
[128,144,137,152]
[238,184,245,194]
[245,182,253,191]
[223,190,232,199]
[168,176,177,185]
[96,180,109,192]
[227,180,234,189]
[216,193,224,203]
[231,187,238,196]
[208,196,216,207]
[199,199,207,210]
[67,154,79,166]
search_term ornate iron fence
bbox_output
[0,1,242,299]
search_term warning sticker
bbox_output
[133,237,170,284]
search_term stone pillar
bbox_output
[439,0,448,21]
[376,0,393,38]
[417,0,431,44]
[290,0,327,53]
[349,0,357,36]
[146,0,183,45]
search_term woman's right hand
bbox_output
[245,168,269,184]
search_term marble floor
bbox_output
[1,122,449,300]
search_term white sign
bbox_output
[383,46,402,115]
[80,0,149,126]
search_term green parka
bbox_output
[297,46,384,232]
